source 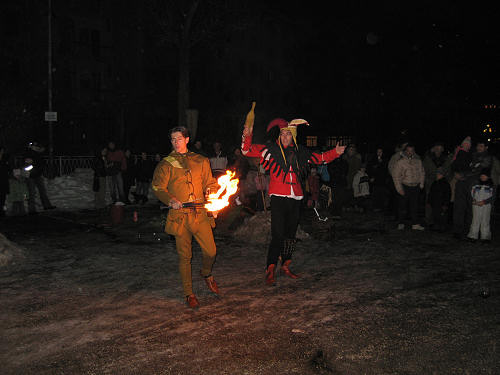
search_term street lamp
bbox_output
[48,0,53,151]
[46,0,55,177]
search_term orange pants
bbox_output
[174,212,217,296]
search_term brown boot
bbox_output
[203,275,219,295]
[265,264,276,285]
[186,294,200,309]
[281,260,300,279]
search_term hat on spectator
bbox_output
[460,136,471,147]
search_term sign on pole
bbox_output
[45,111,57,122]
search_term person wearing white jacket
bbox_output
[467,169,496,242]
[352,164,370,212]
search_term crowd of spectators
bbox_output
[189,134,498,245]
[222,134,499,243]
[1,135,498,244]
[305,137,498,243]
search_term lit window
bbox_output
[306,136,317,147]
[327,137,337,147]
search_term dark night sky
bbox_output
[3,0,500,154]
[294,1,500,94]
[261,1,500,151]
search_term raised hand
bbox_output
[335,143,346,155]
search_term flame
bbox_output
[204,170,239,211]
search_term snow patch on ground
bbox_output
[233,210,309,245]
[0,233,25,267]
[5,168,111,212]
[45,168,102,210]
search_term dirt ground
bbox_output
[0,204,499,375]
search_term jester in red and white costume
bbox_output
[241,103,345,285]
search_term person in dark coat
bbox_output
[450,136,473,238]
[153,153,162,169]
[92,147,111,209]
[343,144,362,210]
[122,149,135,204]
[106,141,127,203]
[23,142,56,214]
[0,146,10,217]
[423,142,451,225]
[133,151,154,204]
[368,147,389,211]
[193,140,208,157]
[328,155,349,217]
[428,168,451,232]
[228,147,249,181]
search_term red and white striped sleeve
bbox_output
[310,148,340,164]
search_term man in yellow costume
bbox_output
[152,126,220,309]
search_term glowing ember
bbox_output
[205,170,239,211]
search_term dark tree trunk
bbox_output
[177,0,199,128]
[177,44,190,127]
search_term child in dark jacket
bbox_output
[428,168,451,232]
[467,168,496,242]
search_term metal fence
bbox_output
[13,156,96,177]
[13,155,160,178]
[47,156,96,176]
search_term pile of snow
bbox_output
[0,233,25,267]
[4,168,108,212]
[45,168,102,210]
[233,211,309,245]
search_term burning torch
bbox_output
[167,170,239,214]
